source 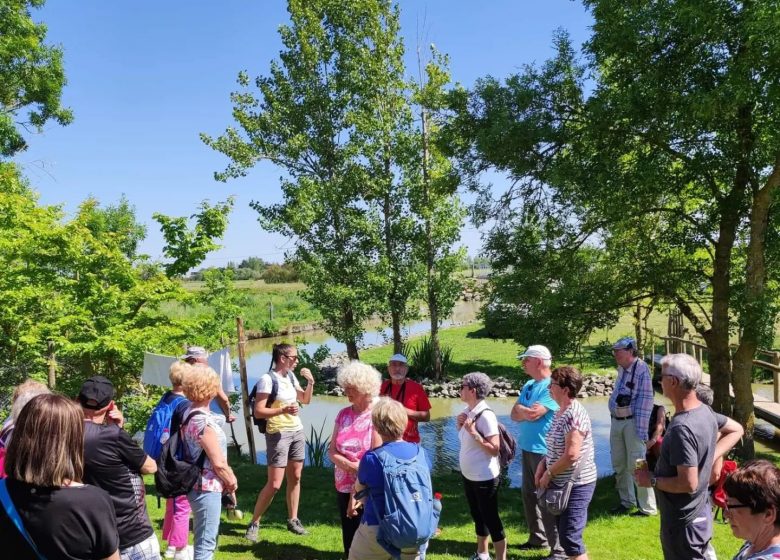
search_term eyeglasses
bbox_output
[724,503,751,512]
[284,354,299,361]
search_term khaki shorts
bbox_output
[348,523,422,560]
[265,429,305,467]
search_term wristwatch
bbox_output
[650,477,658,488]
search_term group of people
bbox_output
[1,339,780,560]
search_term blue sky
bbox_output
[17,0,592,267]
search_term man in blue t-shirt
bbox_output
[510,345,563,559]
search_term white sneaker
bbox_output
[172,549,189,560]
[245,522,260,543]
[164,547,175,560]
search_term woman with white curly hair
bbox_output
[328,360,383,557]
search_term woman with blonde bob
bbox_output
[181,364,238,560]
[0,393,120,559]
[328,361,383,556]
[155,361,194,559]
[349,397,434,560]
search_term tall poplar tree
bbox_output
[203,0,403,359]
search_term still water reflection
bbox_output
[226,395,615,488]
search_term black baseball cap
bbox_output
[78,375,114,410]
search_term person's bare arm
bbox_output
[297,368,315,404]
[406,409,430,422]
[328,422,359,473]
[199,425,238,492]
[715,417,743,462]
[647,408,665,448]
[254,393,296,419]
[139,454,157,474]
[637,464,698,493]
[216,388,236,423]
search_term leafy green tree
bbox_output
[80,195,147,259]
[352,2,424,354]
[154,198,234,277]
[448,2,780,456]
[204,0,405,359]
[411,48,465,379]
[0,0,73,157]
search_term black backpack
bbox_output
[248,371,294,434]
[154,411,207,498]
[473,408,518,468]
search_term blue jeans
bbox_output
[188,490,222,560]
[556,481,595,557]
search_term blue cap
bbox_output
[612,337,636,351]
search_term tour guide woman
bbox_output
[328,360,383,556]
[0,393,120,560]
[181,364,238,560]
[246,342,315,541]
[724,460,780,560]
[457,371,507,560]
[535,366,597,560]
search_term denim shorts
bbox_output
[556,481,596,557]
[266,429,305,467]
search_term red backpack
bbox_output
[712,459,738,519]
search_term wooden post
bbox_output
[773,351,780,404]
[47,340,56,389]
[236,317,257,464]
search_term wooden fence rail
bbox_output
[658,336,780,404]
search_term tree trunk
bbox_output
[730,155,780,459]
[633,303,643,356]
[391,310,403,354]
[708,192,742,416]
[343,305,360,360]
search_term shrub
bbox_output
[402,336,453,378]
[262,264,299,284]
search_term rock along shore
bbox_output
[316,352,616,399]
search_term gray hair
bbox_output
[337,360,382,398]
[11,382,51,422]
[462,372,493,400]
[661,353,701,390]
[695,384,714,406]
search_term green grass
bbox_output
[144,451,762,560]
[162,282,321,336]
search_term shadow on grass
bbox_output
[222,541,342,560]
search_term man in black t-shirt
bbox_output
[79,376,161,560]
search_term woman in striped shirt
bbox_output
[535,366,597,560]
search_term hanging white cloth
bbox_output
[141,352,178,387]
[141,348,236,393]
[208,348,236,394]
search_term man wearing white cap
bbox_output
[379,353,431,443]
[511,345,564,560]
[608,336,656,516]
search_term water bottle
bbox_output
[432,492,442,516]
[160,427,170,445]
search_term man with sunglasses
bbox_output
[510,345,564,560]
[635,353,717,560]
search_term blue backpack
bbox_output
[143,394,186,460]
[369,445,439,558]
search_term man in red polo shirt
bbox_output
[379,353,432,443]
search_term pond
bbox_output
[223,394,617,488]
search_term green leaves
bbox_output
[0,0,73,157]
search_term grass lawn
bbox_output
[144,451,767,560]
[358,322,647,383]
[163,282,321,336]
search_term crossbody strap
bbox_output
[0,479,47,560]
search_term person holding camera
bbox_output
[608,337,657,516]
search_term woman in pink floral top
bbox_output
[328,361,382,557]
